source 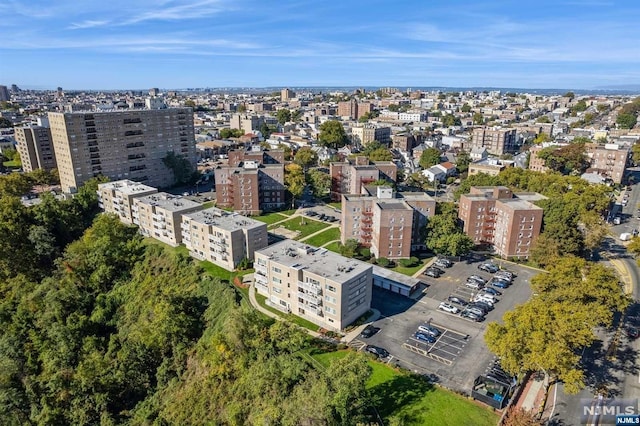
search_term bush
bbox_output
[359,247,371,259]
[377,257,390,267]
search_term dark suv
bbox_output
[365,345,389,358]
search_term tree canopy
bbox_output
[276,109,291,125]
[293,147,318,168]
[419,147,442,169]
[307,169,331,197]
[425,202,474,256]
[318,120,349,149]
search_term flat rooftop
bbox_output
[513,192,548,202]
[498,198,543,211]
[98,179,157,196]
[135,192,202,212]
[182,207,265,231]
[256,240,371,281]
[377,201,410,210]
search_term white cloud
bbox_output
[68,20,110,30]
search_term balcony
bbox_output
[298,290,321,305]
[298,281,322,296]
[363,210,373,216]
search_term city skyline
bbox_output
[1,0,639,90]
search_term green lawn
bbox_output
[390,256,433,276]
[325,241,341,253]
[255,212,290,225]
[2,160,21,168]
[311,350,498,426]
[302,227,340,247]
[202,201,215,209]
[254,293,321,332]
[327,202,342,210]
[271,217,328,240]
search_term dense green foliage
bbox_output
[536,141,589,175]
[307,168,332,197]
[219,128,244,139]
[419,147,442,169]
[0,209,377,425]
[486,256,629,394]
[162,151,196,185]
[425,203,474,256]
[318,120,349,149]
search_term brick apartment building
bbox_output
[48,107,196,193]
[14,125,57,172]
[470,126,517,155]
[227,147,285,167]
[458,186,545,259]
[341,186,435,258]
[132,192,203,247]
[214,163,286,215]
[254,240,373,331]
[585,143,629,184]
[97,180,158,224]
[337,100,373,120]
[329,157,398,201]
[527,145,549,173]
[181,207,268,271]
[351,124,391,147]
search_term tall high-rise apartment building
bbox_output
[0,85,9,102]
[48,108,195,193]
[281,88,295,101]
[14,126,58,172]
[337,100,373,120]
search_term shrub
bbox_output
[377,257,390,267]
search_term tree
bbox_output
[486,257,629,395]
[442,114,461,127]
[536,143,589,175]
[338,239,360,258]
[461,103,471,113]
[162,151,195,184]
[219,128,244,139]
[367,147,393,161]
[564,91,575,99]
[276,109,291,125]
[318,121,348,149]
[503,407,543,426]
[571,100,587,113]
[293,147,318,169]
[307,169,331,197]
[260,122,273,139]
[0,117,13,128]
[237,104,247,113]
[472,112,484,125]
[419,147,442,169]
[617,112,637,129]
[425,203,473,256]
[284,163,305,207]
[184,99,196,107]
[456,150,471,174]
[536,116,551,124]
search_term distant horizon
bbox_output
[9,85,640,97]
[2,1,639,90]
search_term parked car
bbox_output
[424,268,442,278]
[326,216,338,222]
[305,210,318,217]
[434,258,453,268]
[414,332,437,343]
[365,345,389,358]
[494,271,513,281]
[465,280,483,290]
[466,305,488,317]
[417,325,441,337]
[447,296,468,306]
[468,275,487,285]
[438,302,460,314]
[481,287,502,296]
[472,301,494,312]
[472,294,495,306]
[626,326,639,339]
[461,310,484,321]
[491,279,510,289]
[361,325,380,338]
[478,263,499,273]
[317,213,326,220]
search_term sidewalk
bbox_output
[511,374,556,422]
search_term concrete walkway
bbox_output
[340,308,382,343]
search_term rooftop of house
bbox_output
[256,240,371,281]
[182,207,265,231]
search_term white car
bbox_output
[438,302,460,314]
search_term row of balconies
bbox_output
[298,280,322,296]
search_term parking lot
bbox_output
[353,255,538,392]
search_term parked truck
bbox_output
[620,232,632,241]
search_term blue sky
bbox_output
[1,0,639,90]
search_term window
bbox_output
[272,266,281,273]
[272,277,282,284]
[326,284,336,292]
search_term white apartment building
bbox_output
[181,207,268,271]
[254,240,373,331]
[97,180,158,224]
[132,192,202,247]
